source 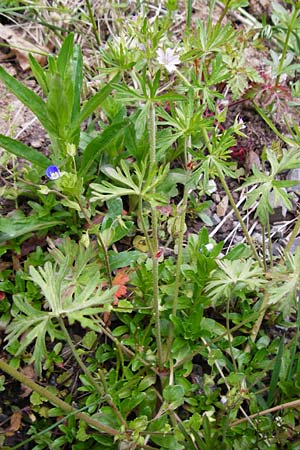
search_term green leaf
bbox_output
[0,212,62,243]
[163,384,185,408]
[71,44,83,126]
[138,375,156,391]
[0,66,51,133]
[57,33,74,78]
[78,73,120,125]
[29,53,48,94]
[0,134,51,169]
[79,119,129,176]
[267,336,285,406]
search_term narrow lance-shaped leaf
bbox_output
[78,73,121,125]
[79,119,129,176]
[57,33,74,79]
[0,134,51,169]
[71,44,83,124]
[0,66,52,133]
[29,53,49,94]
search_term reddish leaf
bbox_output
[112,268,129,301]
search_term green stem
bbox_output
[267,218,273,268]
[166,142,190,359]
[216,166,262,267]
[285,211,300,255]
[200,127,261,265]
[148,101,163,370]
[58,317,127,428]
[261,224,267,271]
[185,0,192,31]
[244,293,270,352]
[85,0,101,46]
[226,297,238,372]
[275,7,298,85]
[0,358,120,436]
[149,102,156,168]
[174,68,192,88]
[76,196,113,287]
[138,197,154,256]
[216,0,231,27]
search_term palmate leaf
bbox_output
[5,294,62,375]
[205,258,266,304]
[29,261,115,317]
[5,240,116,375]
[266,248,300,316]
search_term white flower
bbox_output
[156,47,180,73]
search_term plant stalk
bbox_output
[216,166,262,267]
[85,0,101,46]
[275,6,299,85]
[284,211,300,255]
[0,358,120,436]
[149,101,163,370]
[166,141,190,360]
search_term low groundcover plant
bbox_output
[1,1,300,449]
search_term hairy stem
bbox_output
[216,0,231,27]
[200,127,261,264]
[231,397,300,427]
[0,358,119,436]
[275,6,299,85]
[226,297,238,372]
[149,101,163,370]
[166,141,190,360]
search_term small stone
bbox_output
[31,138,44,148]
[211,213,221,225]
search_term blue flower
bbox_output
[45,165,61,180]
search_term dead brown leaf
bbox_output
[245,149,261,172]
[20,365,36,398]
[0,24,48,70]
[5,411,22,436]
